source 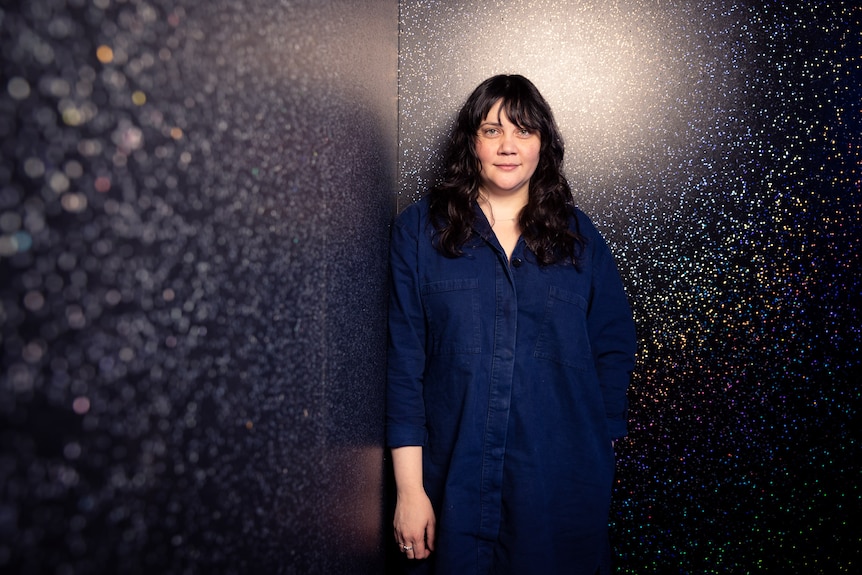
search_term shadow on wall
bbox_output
[0,1,395,573]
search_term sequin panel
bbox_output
[399,1,860,572]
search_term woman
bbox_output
[387,74,636,574]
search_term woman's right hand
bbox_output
[394,487,436,560]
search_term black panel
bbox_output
[0,1,396,573]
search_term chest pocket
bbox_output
[534,285,592,370]
[421,278,481,355]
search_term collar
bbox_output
[471,201,494,241]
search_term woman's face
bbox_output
[474,99,541,199]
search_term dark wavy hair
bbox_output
[428,74,586,265]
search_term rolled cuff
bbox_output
[606,411,629,440]
[386,424,428,448]
[600,368,633,439]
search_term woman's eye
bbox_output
[482,128,499,136]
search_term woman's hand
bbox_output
[394,487,436,559]
[391,445,435,559]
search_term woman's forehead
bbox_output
[482,99,506,122]
[481,98,535,128]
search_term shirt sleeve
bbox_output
[385,205,429,448]
[584,219,637,439]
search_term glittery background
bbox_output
[1,0,396,573]
[1,0,860,573]
[399,0,861,573]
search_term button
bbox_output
[511,258,522,268]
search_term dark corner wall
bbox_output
[1,0,396,573]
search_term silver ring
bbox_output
[402,544,413,551]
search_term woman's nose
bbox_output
[498,131,517,154]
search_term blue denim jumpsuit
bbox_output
[387,197,636,575]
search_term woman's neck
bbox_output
[478,189,528,223]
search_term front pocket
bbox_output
[533,285,592,369]
[421,278,481,355]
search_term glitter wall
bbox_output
[1,0,396,573]
[399,0,860,573]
